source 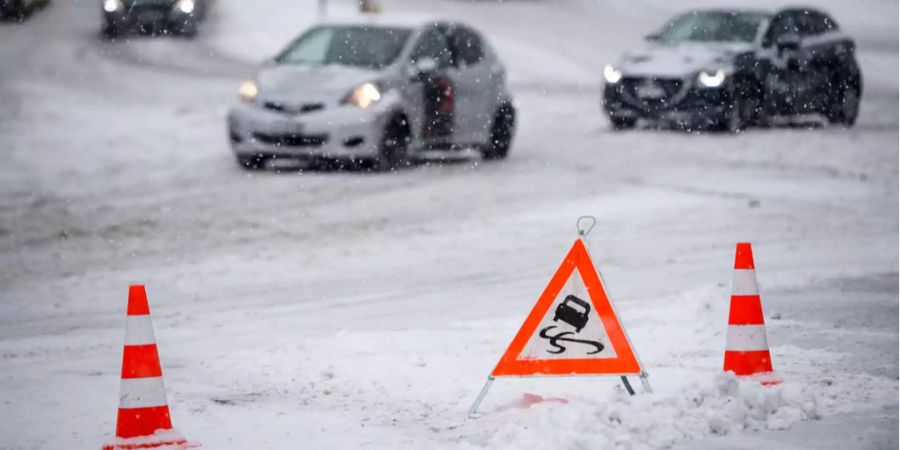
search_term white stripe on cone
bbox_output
[731,269,759,296]
[125,315,157,346]
[119,377,169,409]
[725,325,770,351]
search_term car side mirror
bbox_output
[408,57,438,81]
[414,57,438,74]
[775,34,801,52]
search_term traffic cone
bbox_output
[723,243,780,384]
[104,285,190,450]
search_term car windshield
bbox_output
[656,11,768,44]
[276,25,412,69]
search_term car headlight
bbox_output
[697,69,726,88]
[344,82,382,108]
[103,0,123,13]
[176,0,195,14]
[603,64,622,84]
[239,80,258,103]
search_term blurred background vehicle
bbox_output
[101,0,206,38]
[0,0,49,20]
[228,19,515,171]
[602,7,861,132]
[1,0,898,447]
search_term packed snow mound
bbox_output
[465,373,820,450]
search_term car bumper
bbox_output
[603,80,733,128]
[227,101,388,160]
[105,7,197,31]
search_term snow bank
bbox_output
[463,374,819,450]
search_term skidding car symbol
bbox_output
[553,295,591,333]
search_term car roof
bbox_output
[775,6,830,15]
[676,8,773,18]
[318,13,460,31]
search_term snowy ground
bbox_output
[0,0,897,449]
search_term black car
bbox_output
[101,0,206,38]
[0,0,49,20]
[553,295,591,333]
[602,8,862,131]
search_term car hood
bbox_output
[616,42,752,78]
[256,64,380,105]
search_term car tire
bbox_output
[481,103,515,160]
[609,116,637,131]
[739,96,762,128]
[715,100,743,133]
[2,0,25,20]
[373,117,410,172]
[827,86,860,127]
[101,23,120,39]
[174,21,198,38]
[236,154,268,171]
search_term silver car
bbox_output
[227,19,516,171]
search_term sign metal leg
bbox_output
[468,377,494,418]
[620,375,635,395]
[639,372,653,394]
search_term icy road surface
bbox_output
[0,0,897,449]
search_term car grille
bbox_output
[263,101,325,115]
[620,77,686,111]
[252,132,327,147]
[128,3,171,22]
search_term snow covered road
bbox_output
[0,0,897,448]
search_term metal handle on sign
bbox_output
[576,216,597,237]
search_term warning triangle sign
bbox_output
[492,239,641,377]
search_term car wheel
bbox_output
[3,0,25,20]
[174,21,198,38]
[828,86,860,127]
[481,103,515,160]
[101,22,120,39]
[236,154,268,171]
[373,117,410,172]
[739,96,762,128]
[609,116,637,131]
[714,100,743,133]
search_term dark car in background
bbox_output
[101,0,206,38]
[602,8,862,132]
[0,0,49,20]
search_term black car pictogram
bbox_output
[553,295,591,333]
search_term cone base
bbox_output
[723,350,774,376]
[730,371,784,386]
[102,437,187,450]
[103,429,192,450]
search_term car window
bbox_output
[410,28,454,68]
[276,26,412,69]
[762,13,799,47]
[449,27,485,67]
[656,11,768,44]
[792,11,820,37]
[801,10,839,35]
[278,27,332,63]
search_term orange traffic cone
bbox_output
[723,243,780,384]
[104,285,190,450]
